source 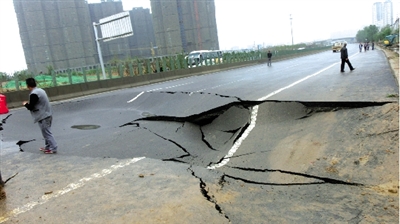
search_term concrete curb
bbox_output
[377,45,399,86]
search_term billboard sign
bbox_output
[99,11,133,42]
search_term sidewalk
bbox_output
[0,146,228,223]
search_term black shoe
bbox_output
[340,70,345,72]
[350,68,355,71]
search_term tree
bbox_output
[376,25,392,41]
[356,25,379,42]
[0,72,11,82]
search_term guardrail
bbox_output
[2,46,329,108]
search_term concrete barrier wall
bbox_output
[4,59,261,109]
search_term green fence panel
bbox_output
[82,68,87,83]
[162,57,167,71]
[51,70,57,87]
[170,57,175,71]
[67,70,72,84]
[107,66,112,79]
[183,57,188,69]
[118,64,123,78]
[129,63,134,76]
[96,68,100,81]
[156,59,160,73]
[146,59,151,74]
[138,62,143,75]
[176,56,181,70]
[15,79,19,91]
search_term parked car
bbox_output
[332,41,347,52]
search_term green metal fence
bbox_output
[1,46,329,92]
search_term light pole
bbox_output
[290,14,294,46]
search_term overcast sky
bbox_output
[0,0,399,74]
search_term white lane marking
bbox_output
[164,82,194,89]
[207,105,259,169]
[128,82,194,103]
[196,78,245,92]
[148,88,163,92]
[127,91,144,103]
[0,157,145,223]
[259,62,338,101]
[207,61,341,169]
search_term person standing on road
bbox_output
[23,78,58,154]
[359,43,363,52]
[267,50,272,66]
[340,43,355,72]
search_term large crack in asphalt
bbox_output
[187,166,230,222]
[223,166,363,186]
[121,91,393,187]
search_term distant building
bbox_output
[13,0,156,74]
[128,7,157,58]
[372,2,383,27]
[383,0,394,27]
[13,0,96,73]
[150,0,219,55]
[372,0,393,28]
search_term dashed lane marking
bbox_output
[127,91,144,103]
[0,157,145,223]
[127,82,194,103]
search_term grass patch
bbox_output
[386,93,399,98]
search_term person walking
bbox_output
[23,78,58,154]
[340,43,355,72]
[359,43,363,52]
[267,50,272,66]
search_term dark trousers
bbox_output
[341,58,353,71]
[38,116,58,151]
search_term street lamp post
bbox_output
[290,14,294,46]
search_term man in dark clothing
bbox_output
[340,43,355,72]
[23,78,58,154]
[267,50,272,66]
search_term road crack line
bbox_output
[187,166,230,222]
[224,166,363,186]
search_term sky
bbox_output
[0,0,399,74]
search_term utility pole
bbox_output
[290,14,294,46]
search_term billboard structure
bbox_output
[93,11,133,79]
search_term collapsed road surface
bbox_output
[0,44,398,223]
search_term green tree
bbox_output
[377,25,393,41]
[0,72,11,82]
[356,25,379,42]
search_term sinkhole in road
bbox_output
[121,91,393,168]
[122,92,398,221]
[71,125,101,130]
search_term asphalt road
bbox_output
[1,44,398,223]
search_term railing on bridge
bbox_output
[1,46,329,93]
